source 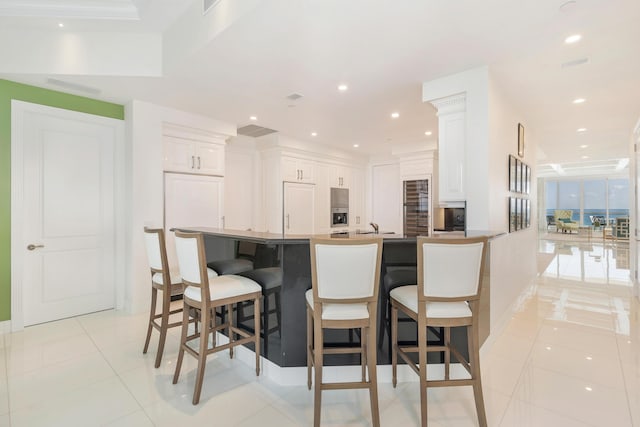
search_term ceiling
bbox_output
[1,0,639,173]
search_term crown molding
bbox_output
[0,0,139,20]
[429,93,466,115]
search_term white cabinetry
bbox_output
[164,134,225,176]
[430,94,466,204]
[282,156,315,183]
[329,164,350,188]
[350,168,365,228]
[284,182,315,234]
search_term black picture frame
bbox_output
[509,197,516,232]
[515,159,522,193]
[518,123,525,158]
[525,165,530,194]
[516,198,522,230]
[525,199,531,228]
[509,155,517,192]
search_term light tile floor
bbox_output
[0,238,638,426]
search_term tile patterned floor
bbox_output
[0,238,638,426]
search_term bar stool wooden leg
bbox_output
[367,324,380,427]
[444,326,451,380]
[155,303,169,368]
[254,296,261,375]
[361,326,367,382]
[172,304,190,385]
[391,305,398,387]
[227,303,234,359]
[306,307,313,390]
[418,317,428,427]
[469,323,488,427]
[193,306,210,405]
[143,287,157,354]
[313,319,323,427]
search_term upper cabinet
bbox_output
[329,164,351,188]
[163,126,226,176]
[282,156,315,183]
[428,94,466,205]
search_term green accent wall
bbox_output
[0,79,124,321]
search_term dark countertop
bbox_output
[173,227,506,244]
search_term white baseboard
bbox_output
[0,320,11,334]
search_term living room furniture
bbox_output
[615,217,630,240]
[546,215,556,231]
[555,210,579,233]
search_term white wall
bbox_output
[487,71,538,331]
[125,100,235,313]
[370,162,402,234]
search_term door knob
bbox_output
[27,244,44,251]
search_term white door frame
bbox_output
[10,100,126,331]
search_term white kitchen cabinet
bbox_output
[314,163,331,234]
[350,167,365,228]
[329,164,351,188]
[282,156,315,183]
[283,182,315,234]
[164,135,225,176]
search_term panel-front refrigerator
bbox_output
[403,178,431,237]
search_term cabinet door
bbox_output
[195,141,225,175]
[329,164,350,187]
[314,164,331,233]
[298,159,315,183]
[282,156,300,181]
[350,168,364,227]
[164,136,195,173]
[284,182,315,234]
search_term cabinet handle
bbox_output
[300,169,304,180]
[296,170,300,180]
[191,156,195,169]
[222,216,225,229]
[197,156,201,169]
[286,214,290,229]
[356,216,360,224]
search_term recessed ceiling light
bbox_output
[573,98,586,104]
[565,34,582,44]
[353,144,359,148]
[58,22,64,28]
[425,131,432,136]
[581,155,589,159]
[577,128,587,132]
[585,386,593,392]
[249,116,257,121]
[311,132,317,137]
[391,112,399,119]
[338,84,348,92]
[580,144,588,148]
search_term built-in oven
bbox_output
[330,187,349,227]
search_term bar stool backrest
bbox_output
[143,227,168,273]
[418,236,487,301]
[174,231,211,302]
[311,238,383,302]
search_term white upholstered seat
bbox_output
[184,274,261,302]
[389,285,472,318]
[305,290,369,320]
[152,268,217,286]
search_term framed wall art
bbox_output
[509,155,517,192]
[518,123,525,158]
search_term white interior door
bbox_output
[12,101,123,328]
[284,182,315,234]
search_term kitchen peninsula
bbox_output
[175,227,504,368]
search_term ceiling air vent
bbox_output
[237,124,278,138]
[203,0,223,15]
[286,93,304,101]
[561,57,590,68]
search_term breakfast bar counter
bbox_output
[174,227,504,367]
